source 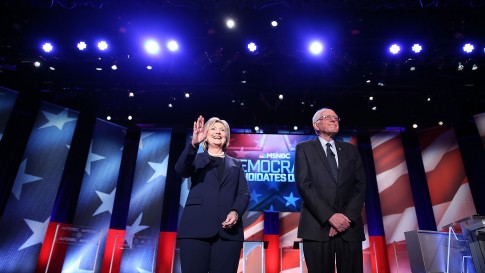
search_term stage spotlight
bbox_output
[168,103,173,108]
[49,67,55,71]
[97,40,108,51]
[167,40,179,52]
[472,64,478,70]
[107,116,111,121]
[271,20,278,27]
[128,115,133,120]
[254,126,260,132]
[96,67,102,71]
[278,94,283,100]
[309,41,323,55]
[184,92,190,98]
[111,64,117,70]
[226,18,236,29]
[128,92,134,97]
[247,42,257,52]
[369,96,374,101]
[77,41,87,51]
[412,124,418,129]
[34,62,41,68]
[438,121,443,126]
[389,44,401,54]
[293,126,298,131]
[144,39,161,55]
[146,65,153,70]
[411,43,422,53]
[42,42,53,53]
[463,43,474,53]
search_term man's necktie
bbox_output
[326,143,339,180]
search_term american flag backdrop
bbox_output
[0,87,17,141]
[119,128,172,273]
[60,119,126,273]
[370,130,416,273]
[0,102,78,273]
[418,126,477,231]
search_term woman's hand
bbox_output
[191,115,207,147]
[222,210,238,229]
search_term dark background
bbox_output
[1,0,485,133]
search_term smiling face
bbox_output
[313,108,340,140]
[207,121,227,148]
[202,117,231,151]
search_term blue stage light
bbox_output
[247,42,257,52]
[97,40,108,51]
[77,41,87,51]
[389,44,401,54]
[463,43,474,53]
[144,39,161,55]
[309,41,323,55]
[167,40,179,52]
[42,42,53,53]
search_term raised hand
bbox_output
[191,115,207,147]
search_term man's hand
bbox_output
[329,213,350,232]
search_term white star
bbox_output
[139,132,155,150]
[85,143,105,175]
[38,109,77,130]
[125,213,149,248]
[146,155,168,183]
[12,159,42,200]
[61,253,93,273]
[19,217,50,250]
[93,188,116,216]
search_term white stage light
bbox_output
[247,42,257,52]
[167,40,179,52]
[77,41,87,51]
[144,39,161,55]
[226,19,236,29]
[309,41,323,55]
[97,41,108,51]
[42,43,53,53]
[389,44,400,54]
[463,43,474,53]
[411,43,422,53]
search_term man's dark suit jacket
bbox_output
[175,143,250,241]
[295,138,366,242]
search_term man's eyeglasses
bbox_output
[316,115,341,122]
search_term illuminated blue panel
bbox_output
[0,102,78,273]
[0,87,18,141]
[177,133,354,213]
[119,128,172,272]
[61,119,126,273]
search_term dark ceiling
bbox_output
[1,0,485,133]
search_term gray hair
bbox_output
[202,117,231,151]
[312,107,331,124]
